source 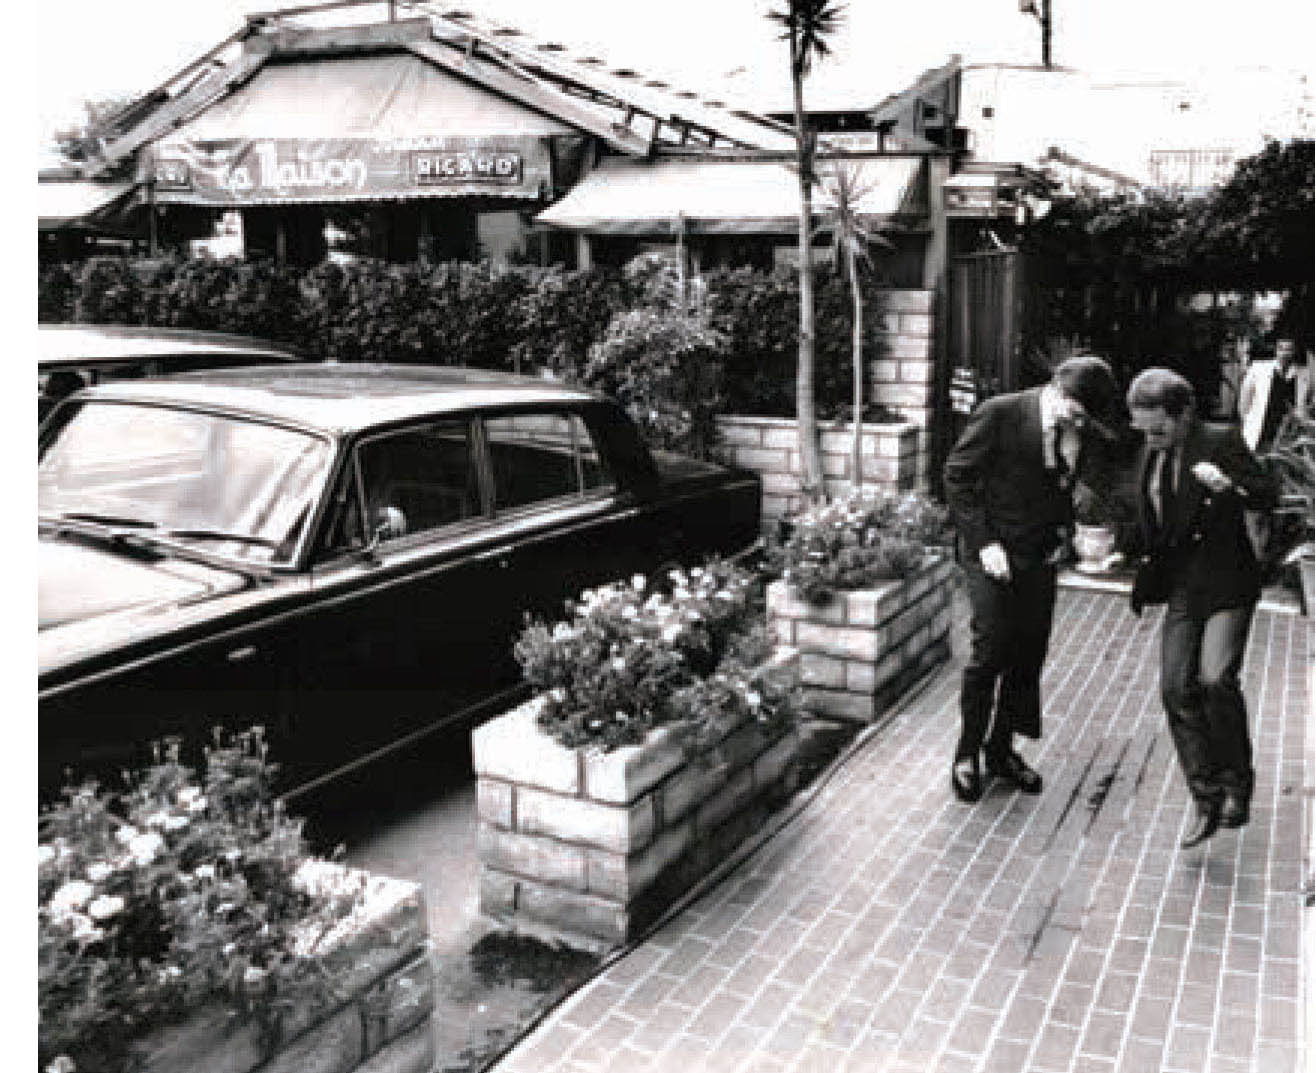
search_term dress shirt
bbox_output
[1039,385,1080,473]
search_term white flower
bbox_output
[64,913,104,943]
[45,1056,76,1073]
[222,942,237,956]
[157,965,183,984]
[243,966,267,987]
[37,845,56,867]
[661,623,683,644]
[552,622,574,641]
[177,785,202,806]
[192,864,216,882]
[49,880,94,914]
[86,861,114,883]
[87,894,125,921]
[114,825,141,846]
[611,657,627,672]
[745,690,763,709]
[186,795,208,814]
[163,814,190,831]
[127,831,165,866]
[631,573,647,592]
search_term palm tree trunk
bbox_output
[847,247,863,486]
[791,44,824,503]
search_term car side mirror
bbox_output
[361,506,407,556]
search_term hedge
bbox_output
[38,255,886,420]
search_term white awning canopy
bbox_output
[536,155,927,235]
[38,180,135,230]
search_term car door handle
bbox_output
[226,645,258,663]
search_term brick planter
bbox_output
[472,651,802,953]
[768,553,954,721]
[128,869,434,1073]
[716,415,920,524]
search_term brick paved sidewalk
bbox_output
[493,589,1311,1073]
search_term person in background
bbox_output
[1126,368,1277,848]
[1239,338,1312,453]
[943,355,1120,803]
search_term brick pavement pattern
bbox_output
[493,589,1310,1073]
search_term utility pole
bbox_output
[1019,0,1052,68]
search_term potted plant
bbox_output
[39,730,433,1073]
[1072,478,1129,574]
[764,487,956,720]
[474,560,803,950]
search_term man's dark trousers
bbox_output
[959,557,1057,759]
[1160,589,1255,806]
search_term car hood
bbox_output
[39,537,248,632]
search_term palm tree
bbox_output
[817,164,892,486]
[769,0,845,503]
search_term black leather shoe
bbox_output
[1181,803,1221,848]
[1220,792,1250,829]
[985,750,1043,794]
[951,755,983,803]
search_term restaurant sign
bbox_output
[144,136,551,205]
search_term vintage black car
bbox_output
[39,365,761,801]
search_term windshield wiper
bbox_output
[162,529,280,549]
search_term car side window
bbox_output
[356,419,480,542]
[483,411,611,513]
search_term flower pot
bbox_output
[472,649,802,953]
[767,552,954,721]
[1073,523,1120,574]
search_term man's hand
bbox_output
[979,542,1011,582]
[1191,461,1233,494]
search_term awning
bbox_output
[147,53,577,206]
[536,156,927,236]
[38,180,136,231]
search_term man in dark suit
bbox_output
[944,356,1119,803]
[1126,368,1277,848]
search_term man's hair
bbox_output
[1127,367,1195,417]
[1052,355,1117,420]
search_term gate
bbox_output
[932,249,1023,490]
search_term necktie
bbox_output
[1156,449,1175,533]
[1052,427,1070,487]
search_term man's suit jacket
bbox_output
[944,388,1101,568]
[1130,419,1277,616]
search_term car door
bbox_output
[473,407,663,628]
[281,415,512,788]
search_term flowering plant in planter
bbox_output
[513,559,801,754]
[768,487,952,604]
[38,729,365,1073]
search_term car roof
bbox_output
[39,324,300,369]
[72,363,601,435]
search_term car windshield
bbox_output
[39,401,333,566]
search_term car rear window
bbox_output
[483,412,610,513]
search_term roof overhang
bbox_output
[537,154,928,236]
[38,179,136,231]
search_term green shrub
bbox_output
[582,308,726,459]
[72,258,143,325]
[38,730,364,1073]
[768,488,953,604]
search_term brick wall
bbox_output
[716,286,937,521]
[130,871,434,1073]
[869,288,936,488]
[767,553,954,721]
[717,416,919,523]
[472,651,802,953]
